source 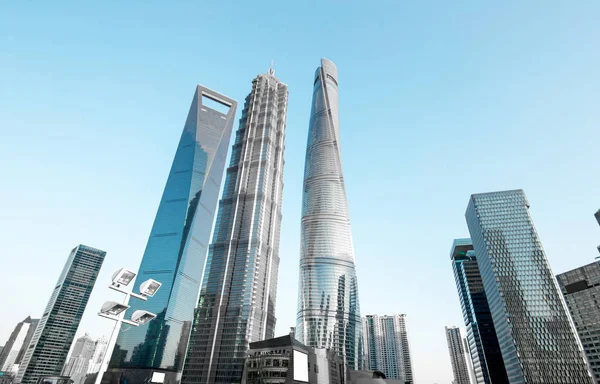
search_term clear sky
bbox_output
[1,2,599,383]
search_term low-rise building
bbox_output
[241,334,347,384]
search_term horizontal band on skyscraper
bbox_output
[299,258,357,267]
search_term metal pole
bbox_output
[94,289,131,384]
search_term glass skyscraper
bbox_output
[445,326,474,384]
[465,189,594,384]
[450,238,508,384]
[16,245,106,384]
[557,261,600,383]
[105,86,237,384]
[362,314,414,383]
[181,69,288,384]
[295,58,363,370]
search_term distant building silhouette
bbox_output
[0,316,38,374]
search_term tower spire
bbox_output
[268,60,275,76]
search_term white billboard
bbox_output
[293,350,309,382]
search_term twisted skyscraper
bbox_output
[296,58,363,370]
[182,68,288,383]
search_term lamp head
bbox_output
[131,310,156,325]
[100,301,130,316]
[111,268,136,287]
[139,279,162,297]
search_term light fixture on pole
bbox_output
[94,268,161,384]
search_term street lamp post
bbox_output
[94,268,161,384]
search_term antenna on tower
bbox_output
[268,60,275,76]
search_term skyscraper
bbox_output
[0,317,38,374]
[450,239,508,384]
[16,245,106,384]
[295,58,363,370]
[181,69,288,384]
[445,326,473,384]
[88,337,108,375]
[465,189,594,384]
[362,314,414,383]
[105,86,237,384]
[63,334,96,384]
[557,261,600,383]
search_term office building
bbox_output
[295,58,363,370]
[240,333,347,384]
[0,317,39,374]
[63,334,95,384]
[104,86,237,384]
[181,69,288,383]
[557,261,600,383]
[450,239,508,384]
[362,314,413,383]
[465,189,593,383]
[445,326,472,384]
[87,337,107,374]
[16,245,106,384]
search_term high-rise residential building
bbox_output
[87,337,108,374]
[63,334,96,384]
[465,189,594,384]
[0,317,39,374]
[181,68,288,384]
[104,86,237,384]
[450,239,508,384]
[557,261,600,383]
[362,314,414,383]
[295,58,363,370]
[446,326,473,384]
[16,245,106,384]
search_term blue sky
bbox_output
[1,2,599,383]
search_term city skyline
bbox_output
[2,2,600,384]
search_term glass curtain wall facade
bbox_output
[16,245,106,384]
[181,70,288,384]
[465,189,594,384]
[450,239,508,384]
[295,58,363,370]
[557,261,600,383]
[362,314,414,383]
[105,86,237,384]
[445,326,473,384]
